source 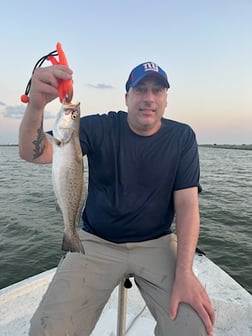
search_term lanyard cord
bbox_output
[20,50,58,103]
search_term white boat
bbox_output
[0,252,251,336]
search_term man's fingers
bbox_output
[192,301,215,336]
[204,300,216,330]
[169,294,179,320]
[34,66,72,86]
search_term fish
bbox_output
[47,102,87,253]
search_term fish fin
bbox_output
[62,232,85,254]
[56,202,62,213]
[46,133,61,146]
[76,184,88,223]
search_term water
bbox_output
[198,146,252,294]
[0,146,251,294]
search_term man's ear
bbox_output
[125,92,129,106]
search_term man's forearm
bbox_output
[174,187,200,276]
[19,104,50,163]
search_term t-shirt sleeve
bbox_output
[173,126,200,190]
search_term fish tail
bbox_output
[62,232,85,254]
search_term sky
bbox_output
[0,0,251,144]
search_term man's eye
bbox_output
[133,86,166,95]
[135,86,146,94]
[153,87,163,94]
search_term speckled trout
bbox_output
[47,102,87,253]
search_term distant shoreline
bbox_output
[199,144,252,150]
[1,144,252,150]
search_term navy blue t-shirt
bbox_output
[79,111,200,243]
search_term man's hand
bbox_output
[169,270,215,336]
[29,65,73,110]
[19,65,72,163]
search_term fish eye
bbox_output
[71,110,78,119]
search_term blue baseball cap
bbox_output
[125,62,170,92]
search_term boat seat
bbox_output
[117,276,133,336]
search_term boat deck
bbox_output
[0,254,252,335]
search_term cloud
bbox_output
[87,83,114,89]
[2,105,55,119]
[2,105,25,119]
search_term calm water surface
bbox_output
[0,146,251,294]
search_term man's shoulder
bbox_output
[82,111,127,121]
[162,118,194,134]
[79,111,127,139]
[162,117,189,128]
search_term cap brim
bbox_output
[129,72,169,90]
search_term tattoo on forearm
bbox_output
[32,121,46,160]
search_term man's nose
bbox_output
[143,88,155,100]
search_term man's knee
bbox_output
[155,303,207,336]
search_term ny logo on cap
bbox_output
[143,62,159,72]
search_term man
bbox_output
[19,61,215,336]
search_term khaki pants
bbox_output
[29,231,207,336]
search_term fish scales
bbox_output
[47,102,87,253]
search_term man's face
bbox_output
[125,77,168,136]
